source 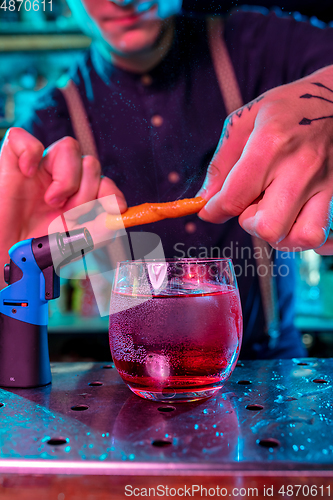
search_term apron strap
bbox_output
[59,79,99,159]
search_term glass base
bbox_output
[127,385,223,403]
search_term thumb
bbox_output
[197,102,257,220]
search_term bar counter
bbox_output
[0,359,332,499]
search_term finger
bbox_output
[57,155,102,226]
[0,127,44,177]
[64,155,101,210]
[41,136,83,208]
[238,146,331,246]
[257,191,332,252]
[238,169,313,246]
[98,176,127,213]
[277,191,332,251]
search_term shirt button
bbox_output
[141,74,153,86]
[185,222,197,234]
[168,171,180,183]
[151,115,164,127]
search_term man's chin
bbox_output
[101,18,164,53]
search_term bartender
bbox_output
[0,0,333,358]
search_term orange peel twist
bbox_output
[105,196,207,230]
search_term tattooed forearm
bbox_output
[221,95,265,141]
[299,82,333,125]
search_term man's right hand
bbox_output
[0,128,127,285]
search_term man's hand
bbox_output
[197,65,333,254]
[0,128,127,285]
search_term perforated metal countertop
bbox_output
[0,359,332,475]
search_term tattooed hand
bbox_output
[197,65,333,253]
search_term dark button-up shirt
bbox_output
[20,9,333,358]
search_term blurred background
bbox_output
[1,1,333,360]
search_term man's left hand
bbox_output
[197,65,333,254]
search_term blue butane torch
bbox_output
[0,228,94,388]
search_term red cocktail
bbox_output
[109,259,242,402]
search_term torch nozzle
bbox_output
[49,228,94,275]
[57,228,94,260]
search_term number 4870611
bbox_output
[0,0,52,11]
